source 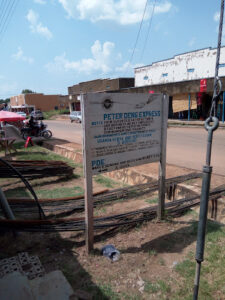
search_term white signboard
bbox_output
[82,93,168,175]
[81,92,168,252]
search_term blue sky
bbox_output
[0,0,223,99]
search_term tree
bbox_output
[0,98,10,104]
[21,89,35,94]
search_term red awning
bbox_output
[0,111,25,122]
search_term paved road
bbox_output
[46,120,225,176]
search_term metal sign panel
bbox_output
[82,93,168,175]
[200,79,207,92]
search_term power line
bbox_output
[0,0,11,30]
[124,0,149,75]
[0,0,19,44]
[0,0,7,21]
[140,0,157,61]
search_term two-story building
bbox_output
[134,47,225,120]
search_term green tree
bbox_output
[21,89,35,94]
[0,98,10,104]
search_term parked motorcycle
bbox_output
[21,121,52,140]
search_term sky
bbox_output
[0,0,224,99]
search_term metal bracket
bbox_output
[204,117,219,132]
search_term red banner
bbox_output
[149,90,154,94]
[200,79,207,92]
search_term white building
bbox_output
[135,47,225,87]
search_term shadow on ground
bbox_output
[120,220,220,255]
[0,230,109,299]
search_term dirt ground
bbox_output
[1,145,225,299]
[1,210,223,299]
[1,172,225,299]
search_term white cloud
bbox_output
[12,47,34,64]
[58,0,172,25]
[46,40,118,74]
[34,0,46,4]
[214,11,220,22]
[26,9,52,39]
[188,37,195,47]
[46,40,137,77]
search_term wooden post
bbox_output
[81,94,94,253]
[158,94,168,220]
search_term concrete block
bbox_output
[29,270,74,300]
[0,271,34,300]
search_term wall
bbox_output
[58,95,70,109]
[24,94,60,111]
[135,47,225,87]
[68,78,134,95]
[118,77,225,96]
[10,94,25,106]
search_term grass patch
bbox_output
[173,220,225,299]
[85,283,121,300]
[37,186,84,198]
[144,279,171,297]
[4,186,84,199]
[182,208,198,217]
[157,280,171,293]
[43,109,69,120]
[144,281,159,293]
[4,187,30,198]
[145,197,158,205]
[148,249,157,256]
[13,145,77,167]
[94,175,119,188]
[97,284,120,300]
[94,206,107,216]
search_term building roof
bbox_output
[134,46,225,70]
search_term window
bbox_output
[106,85,110,89]
[143,75,148,80]
[187,68,195,73]
[162,73,168,77]
[219,63,225,68]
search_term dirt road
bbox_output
[46,120,225,176]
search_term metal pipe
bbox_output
[0,188,15,220]
[193,117,219,300]
[193,0,224,296]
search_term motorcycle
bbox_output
[21,121,52,140]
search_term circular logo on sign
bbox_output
[103,98,113,110]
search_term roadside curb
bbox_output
[168,120,225,128]
[42,139,200,187]
[42,139,83,164]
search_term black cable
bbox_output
[0,0,7,23]
[124,0,149,75]
[140,0,156,62]
[0,158,45,219]
[0,0,19,43]
[0,0,11,30]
